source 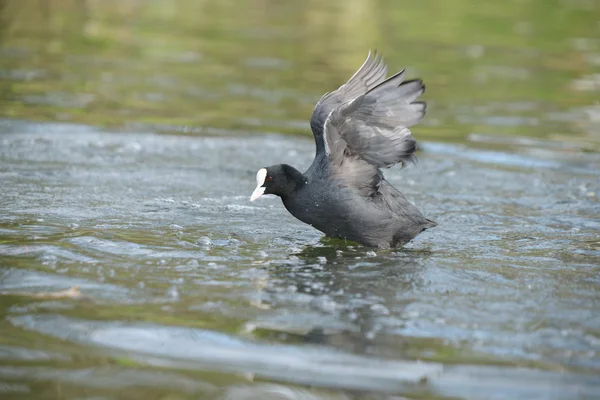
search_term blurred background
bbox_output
[1,1,599,400]
[1,0,599,146]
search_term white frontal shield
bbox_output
[250,168,267,201]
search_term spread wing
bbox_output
[323,68,426,196]
[310,51,388,150]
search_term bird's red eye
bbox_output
[268,176,273,181]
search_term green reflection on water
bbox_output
[1,2,600,398]
[1,0,599,149]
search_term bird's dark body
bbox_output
[250,51,436,248]
[281,154,435,249]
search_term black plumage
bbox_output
[250,51,436,248]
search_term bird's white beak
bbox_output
[250,186,266,201]
[250,168,267,201]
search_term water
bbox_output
[1,1,600,399]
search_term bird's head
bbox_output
[250,164,305,201]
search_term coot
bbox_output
[250,51,436,248]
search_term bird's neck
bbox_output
[280,164,306,199]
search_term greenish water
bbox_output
[2,0,600,148]
[1,1,600,399]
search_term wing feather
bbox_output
[323,59,426,195]
[310,51,388,145]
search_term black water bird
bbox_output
[250,51,436,248]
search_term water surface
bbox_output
[1,1,600,399]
